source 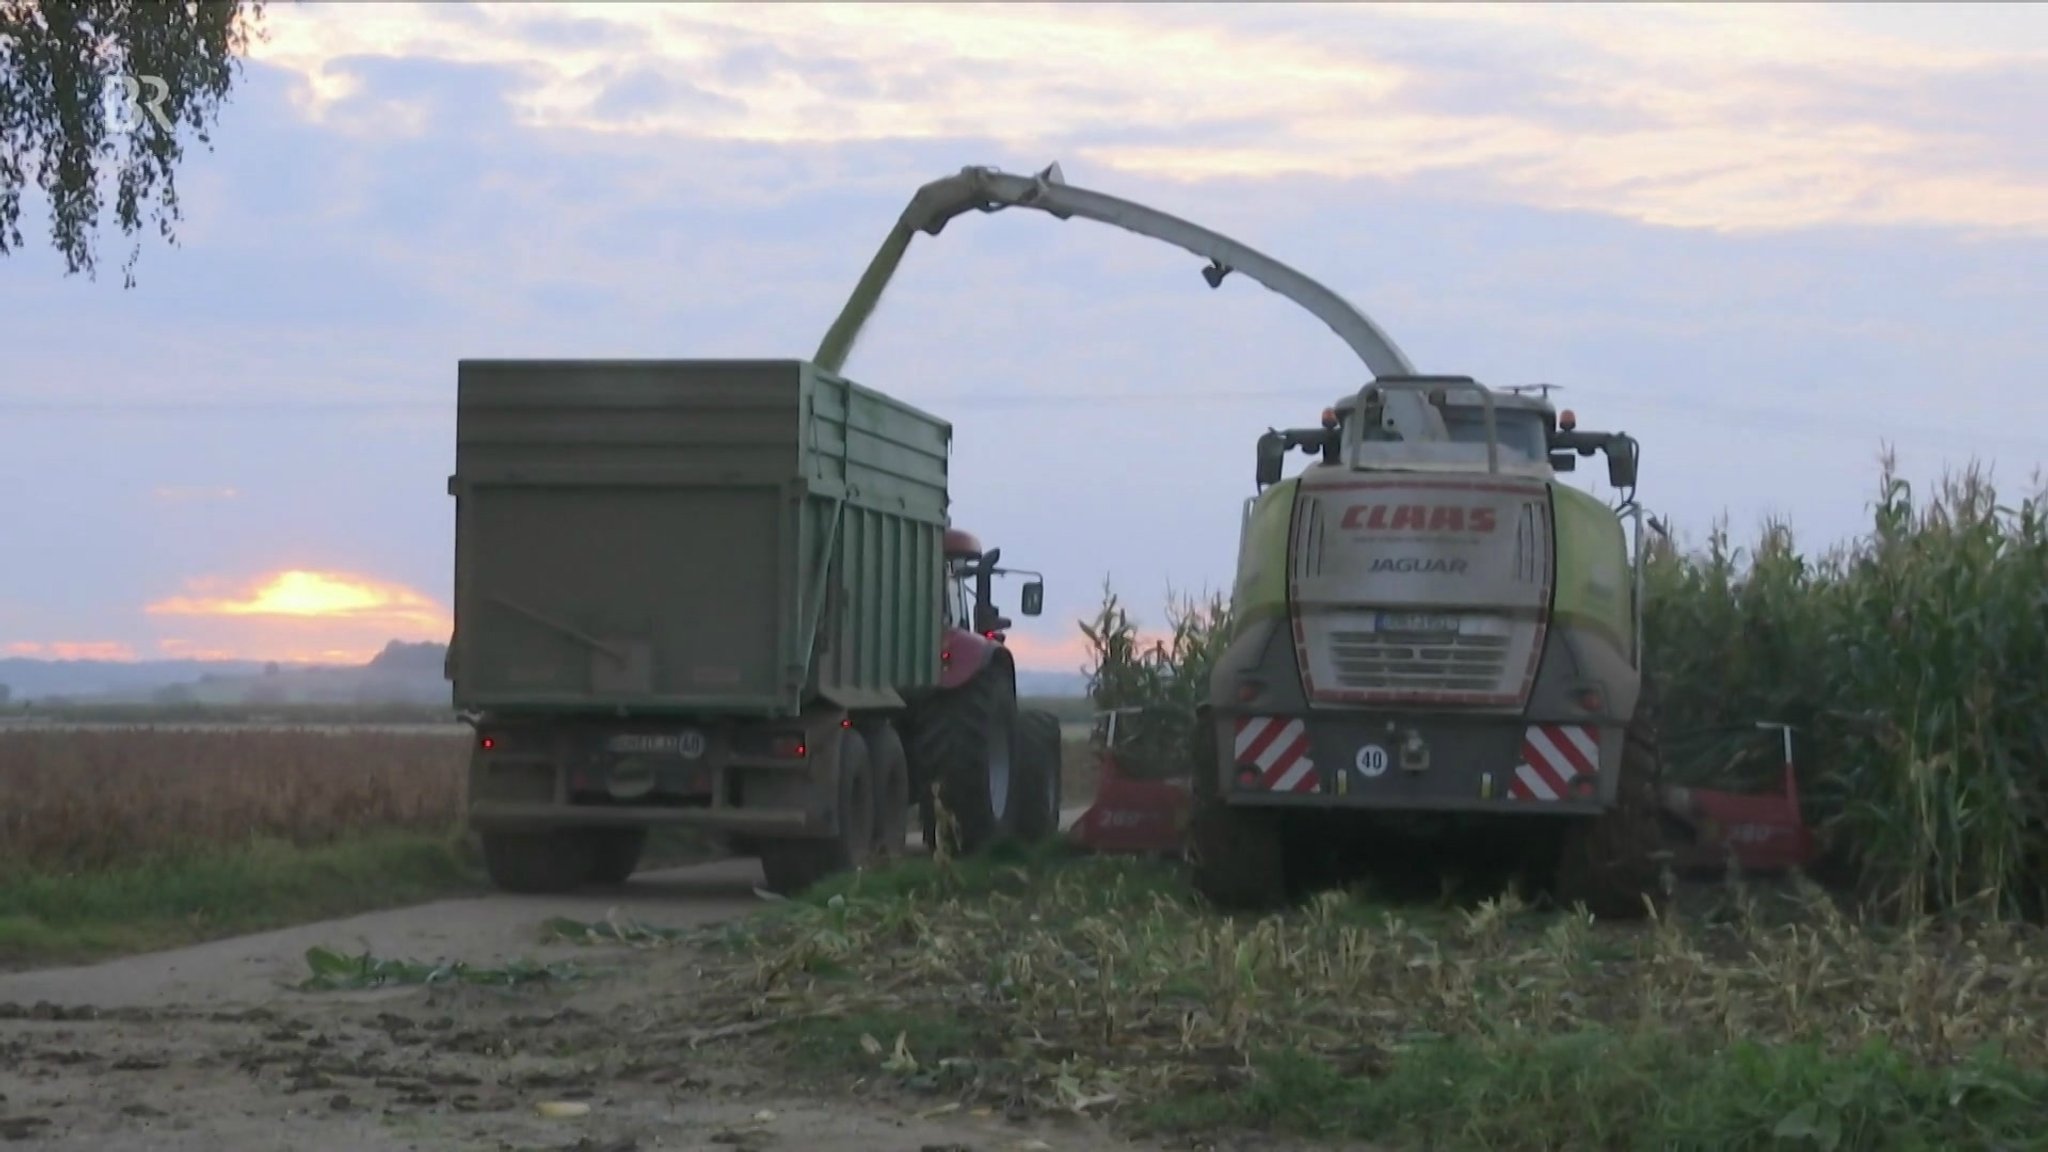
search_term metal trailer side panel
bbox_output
[448,359,948,717]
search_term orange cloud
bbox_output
[148,569,449,628]
[1000,626,1181,674]
[144,569,451,665]
[4,640,140,661]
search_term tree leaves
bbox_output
[0,0,264,285]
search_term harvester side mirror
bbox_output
[1255,433,1285,487]
[1020,580,1044,617]
[1606,435,1639,489]
[1548,452,1577,472]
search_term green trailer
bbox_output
[448,359,1056,894]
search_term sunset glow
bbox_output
[147,569,450,630]
[134,569,453,664]
[2,640,140,661]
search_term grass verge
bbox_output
[698,845,2048,1149]
[0,828,481,968]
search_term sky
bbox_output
[1,1,2042,671]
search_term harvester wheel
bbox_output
[1011,709,1064,843]
[1186,711,1287,911]
[582,828,647,886]
[865,721,912,861]
[911,660,1019,856]
[760,726,877,896]
[1552,713,1670,920]
[480,830,593,895]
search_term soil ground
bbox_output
[0,817,1175,1152]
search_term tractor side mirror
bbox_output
[1549,452,1577,473]
[1255,432,1285,487]
[1020,580,1044,617]
[1606,435,1639,489]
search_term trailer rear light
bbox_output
[479,736,496,751]
[1574,687,1605,713]
[840,717,852,728]
[941,648,952,663]
[1234,678,1265,702]
[1236,769,1260,788]
[769,735,808,759]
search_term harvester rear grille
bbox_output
[1324,629,1513,694]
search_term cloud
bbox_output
[233,1,2048,236]
[148,569,449,630]
[4,641,140,661]
[151,485,241,505]
[142,570,451,663]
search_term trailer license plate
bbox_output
[1376,612,1459,635]
[607,731,707,758]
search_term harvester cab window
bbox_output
[1441,406,1549,462]
[1350,399,1549,463]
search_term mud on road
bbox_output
[0,856,1150,1152]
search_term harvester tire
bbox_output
[480,830,593,895]
[1012,709,1064,844]
[1552,712,1670,921]
[582,828,647,887]
[912,660,1019,856]
[865,720,912,861]
[1186,711,1287,911]
[760,726,877,896]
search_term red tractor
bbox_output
[902,527,1065,854]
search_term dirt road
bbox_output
[1,821,1149,1152]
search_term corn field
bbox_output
[1079,457,2048,920]
[1646,457,2048,920]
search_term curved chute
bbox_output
[813,162,1445,441]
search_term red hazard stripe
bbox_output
[1259,732,1312,789]
[1236,717,1288,767]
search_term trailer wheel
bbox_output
[760,726,876,896]
[911,660,1018,855]
[865,721,911,861]
[582,828,647,887]
[1012,709,1064,843]
[480,830,592,895]
[1186,711,1287,911]
[1552,710,1671,921]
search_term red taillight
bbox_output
[1236,769,1259,788]
[479,736,496,750]
[769,735,808,759]
[840,717,852,728]
[940,648,952,662]
[984,630,998,640]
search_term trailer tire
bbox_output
[582,828,647,887]
[1186,711,1287,911]
[760,726,876,896]
[1552,707,1671,921]
[866,721,911,861]
[912,660,1018,856]
[480,830,592,895]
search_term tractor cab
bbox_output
[942,527,1046,640]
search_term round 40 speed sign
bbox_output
[1355,744,1390,778]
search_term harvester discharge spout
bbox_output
[812,161,1448,443]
